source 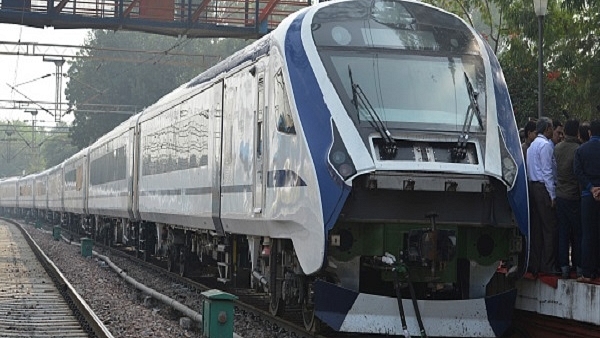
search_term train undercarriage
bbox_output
[46,213,321,330]
[29,203,523,334]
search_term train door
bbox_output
[212,80,225,235]
[253,74,266,215]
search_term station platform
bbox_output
[515,273,600,328]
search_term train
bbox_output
[0,0,529,336]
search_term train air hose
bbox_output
[386,253,428,338]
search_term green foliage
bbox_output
[40,125,79,168]
[66,31,252,149]
[0,121,42,177]
[499,1,600,124]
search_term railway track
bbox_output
[0,218,112,338]
[7,218,543,338]
[104,243,402,337]
[19,220,457,338]
[57,226,377,338]
[96,243,324,338]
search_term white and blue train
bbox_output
[0,0,529,336]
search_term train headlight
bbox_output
[338,164,354,177]
[332,151,347,165]
[329,122,356,181]
[498,127,517,187]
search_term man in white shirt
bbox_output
[527,117,559,275]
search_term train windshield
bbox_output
[312,0,487,132]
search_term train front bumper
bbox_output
[314,280,516,337]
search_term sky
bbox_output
[0,23,90,126]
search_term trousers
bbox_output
[529,182,558,273]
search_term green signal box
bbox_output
[81,238,93,257]
[201,289,238,338]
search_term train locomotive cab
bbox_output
[279,0,529,336]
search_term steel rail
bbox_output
[1,217,114,338]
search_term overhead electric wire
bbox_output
[13,73,53,87]
[5,83,55,117]
[136,34,194,66]
[0,40,218,59]
[10,29,24,102]
[3,34,215,122]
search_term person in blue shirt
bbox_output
[527,117,559,275]
[573,120,600,282]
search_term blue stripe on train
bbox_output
[314,279,359,330]
[485,43,529,238]
[284,13,350,233]
[484,288,517,336]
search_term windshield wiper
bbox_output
[348,65,397,160]
[452,72,484,162]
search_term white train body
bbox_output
[1,0,529,336]
[87,117,136,219]
[16,175,35,210]
[62,148,88,215]
[33,170,49,211]
[47,165,64,213]
[0,176,18,210]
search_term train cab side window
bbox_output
[274,69,296,135]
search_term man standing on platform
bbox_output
[573,120,600,282]
[552,120,565,145]
[554,119,581,278]
[527,117,559,275]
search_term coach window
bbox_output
[274,69,296,135]
[76,165,83,191]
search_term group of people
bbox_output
[520,117,600,282]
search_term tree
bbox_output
[66,31,251,149]
[0,121,41,177]
[40,123,79,168]
[500,0,600,124]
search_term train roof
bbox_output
[137,0,312,117]
[89,111,141,150]
[63,147,89,165]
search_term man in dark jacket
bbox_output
[573,120,600,282]
[554,119,581,278]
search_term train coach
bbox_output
[0,176,19,215]
[16,174,35,218]
[0,0,529,336]
[47,164,65,219]
[33,169,50,220]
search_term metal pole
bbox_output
[30,111,38,160]
[54,60,65,123]
[537,14,544,119]
[32,117,36,157]
[55,63,60,121]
